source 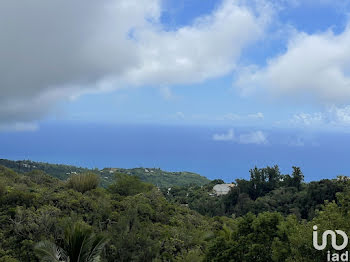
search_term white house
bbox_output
[212,184,235,196]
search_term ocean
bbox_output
[0,123,349,182]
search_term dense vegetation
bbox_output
[0,166,210,261]
[1,163,350,261]
[164,165,345,220]
[107,167,210,188]
[0,159,210,188]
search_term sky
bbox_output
[1,0,350,178]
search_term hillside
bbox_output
[0,165,211,261]
[0,159,210,188]
[1,164,350,261]
[100,167,210,187]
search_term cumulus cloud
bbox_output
[290,112,324,126]
[238,130,268,144]
[328,105,350,125]
[0,0,270,129]
[213,129,236,141]
[212,128,268,144]
[286,105,350,128]
[236,24,350,104]
[124,0,270,86]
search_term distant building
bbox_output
[337,175,350,182]
[213,184,235,196]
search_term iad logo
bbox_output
[313,225,349,261]
[313,225,348,250]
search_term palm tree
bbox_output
[35,222,108,262]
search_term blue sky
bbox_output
[1,0,350,131]
[41,0,350,132]
[2,0,350,178]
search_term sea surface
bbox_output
[0,123,349,182]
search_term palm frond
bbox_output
[83,234,109,262]
[34,240,68,262]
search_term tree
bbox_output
[35,222,108,262]
[291,166,304,191]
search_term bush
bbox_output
[109,173,154,196]
[67,173,99,193]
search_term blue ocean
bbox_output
[0,123,349,182]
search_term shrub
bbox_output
[67,173,99,193]
[108,173,154,196]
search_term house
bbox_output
[337,176,350,182]
[109,168,118,174]
[212,183,235,196]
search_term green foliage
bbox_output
[108,173,154,196]
[1,163,350,261]
[206,212,284,262]
[35,222,108,262]
[0,256,19,262]
[0,159,90,180]
[0,159,210,188]
[102,167,210,188]
[0,164,210,261]
[0,180,5,197]
[165,165,347,220]
[67,173,100,193]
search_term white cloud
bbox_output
[284,105,350,129]
[213,129,235,141]
[213,128,268,144]
[125,0,270,86]
[0,0,271,126]
[238,131,268,144]
[248,112,264,119]
[236,23,350,104]
[328,105,350,125]
[290,112,324,126]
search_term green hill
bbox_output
[1,163,349,261]
[0,159,210,188]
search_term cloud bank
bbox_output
[0,0,270,128]
[285,105,350,129]
[236,24,350,104]
[212,128,268,144]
